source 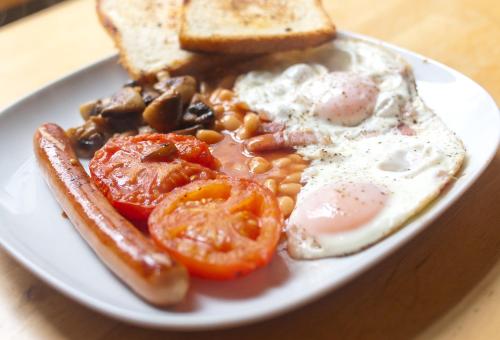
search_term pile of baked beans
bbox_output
[193,88,309,218]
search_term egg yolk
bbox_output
[313,72,379,126]
[289,182,387,235]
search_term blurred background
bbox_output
[0,0,65,26]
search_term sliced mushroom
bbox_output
[100,87,145,118]
[79,99,103,121]
[182,95,215,129]
[141,143,178,162]
[66,116,110,158]
[142,91,183,132]
[123,79,140,88]
[105,114,143,132]
[141,85,161,106]
[171,124,203,136]
[154,76,196,106]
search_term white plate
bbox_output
[0,31,498,330]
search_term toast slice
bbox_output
[96,0,240,81]
[179,0,336,54]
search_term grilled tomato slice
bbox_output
[89,133,219,225]
[148,178,283,280]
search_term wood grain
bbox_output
[0,0,499,339]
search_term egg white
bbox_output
[235,37,465,259]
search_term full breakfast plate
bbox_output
[0,31,499,330]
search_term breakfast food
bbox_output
[149,178,283,279]
[66,74,214,157]
[180,0,336,54]
[33,0,466,306]
[97,0,240,80]
[234,37,465,258]
[89,133,219,226]
[34,123,188,306]
[207,88,311,217]
[63,35,465,264]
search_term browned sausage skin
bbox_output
[33,123,188,306]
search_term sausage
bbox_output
[33,123,188,306]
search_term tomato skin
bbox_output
[89,133,219,226]
[148,178,283,280]
[111,200,151,227]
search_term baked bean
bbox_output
[224,109,241,117]
[248,157,271,174]
[213,120,224,131]
[243,113,260,135]
[278,196,295,217]
[196,129,224,144]
[234,101,250,111]
[283,172,302,183]
[218,89,234,101]
[213,104,224,115]
[273,157,292,168]
[289,163,308,171]
[263,178,278,194]
[279,183,302,196]
[221,115,241,131]
[224,104,236,113]
[236,127,252,140]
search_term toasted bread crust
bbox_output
[180,28,336,54]
[179,0,336,54]
[96,0,249,81]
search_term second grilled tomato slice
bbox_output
[148,178,283,280]
[89,133,219,225]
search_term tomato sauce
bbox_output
[210,132,303,183]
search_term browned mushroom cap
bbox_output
[141,143,178,162]
[154,76,197,106]
[79,100,103,121]
[141,85,161,106]
[182,95,215,129]
[142,91,183,132]
[100,87,145,118]
[66,116,110,158]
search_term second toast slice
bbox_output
[179,0,336,54]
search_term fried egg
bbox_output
[235,37,465,259]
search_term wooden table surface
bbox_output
[0,0,499,339]
[0,0,28,11]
